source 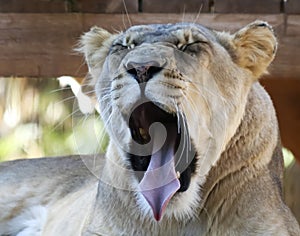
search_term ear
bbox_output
[77,26,115,82]
[233,21,277,78]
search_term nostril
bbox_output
[125,61,163,83]
[127,67,139,77]
[147,66,163,76]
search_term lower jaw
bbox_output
[163,180,200,221]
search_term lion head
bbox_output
[79,21,277,221]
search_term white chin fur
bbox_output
[165,175,204,221]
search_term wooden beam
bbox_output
[75,0,138,13]
[142,0,210,13]
[0,13,299,79]
[285,0,300,14]
[0,0,139,13]
[0,0,69,13]
[261,78,300,160]
[214,0,282,14]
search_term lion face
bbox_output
[79,21,277,221]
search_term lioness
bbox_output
[0,21,299,235]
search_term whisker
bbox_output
[181,4,186,23]
[179,73,230,107]
[193,3,204,24]
[54,95,76,105]
[180,110,190,164]
[183,112,192,152]
[96,121,109,153]
[49,87,71,94]
[173,100,181,134]
[81,89,98,96]
[93,87,112,93]
[111,27,123,34]
[74,58,88,76]
[97,94,112,104]
[171,102,186,164]
[98,105,113,129]
[183,87,207,109]
[122,0,132,27]
[99,106,111,122]
[91,60,106,71]
[49,107,81,133]
[101,112,113,132]
[122,12,128,30]
[181,87,200,110]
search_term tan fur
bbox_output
[0,21,299,235]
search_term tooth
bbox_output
[139,128,145,135]
[139,128,147,139]
[176,171,181,179]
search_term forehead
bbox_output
[117,23,216,44]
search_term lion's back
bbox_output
[0,155,103,235]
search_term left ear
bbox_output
[77,26,116,80]
[233,20,278,78]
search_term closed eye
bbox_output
[110,43,132,54]
[178,40,208,51]
[111,42,136,52]
[112,43,128,49]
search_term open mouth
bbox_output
[127,102,197,220]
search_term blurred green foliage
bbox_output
[0,77,108,162]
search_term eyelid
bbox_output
[112,42,136,50]
[185,40,207,47]
[113,43,127,47]
[178,40,208,51]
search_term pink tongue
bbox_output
[138,123,180,221]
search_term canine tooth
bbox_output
[139,128,145,135]
[139,128,147,139]
[176,171,181,179]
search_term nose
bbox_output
[125,61,163,83]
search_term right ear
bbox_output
[232,21,277,78]
[77,26,115,82]
[214,21,277,79]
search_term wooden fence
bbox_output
[0,0,299,14]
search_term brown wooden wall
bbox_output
[1,0,300,13]
[0,0,299,79]
[0,0,299,160]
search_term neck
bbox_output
[197,83,279,225]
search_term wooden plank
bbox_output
[0,13,299,79]
[261,79,300,160]
[0,0,139,13]
[286,15,300,36]
[0,14,86,77]
[271,36,300,79]
[268,15,300,79]
[142,0,210,13]
[82,13,284,32]
[285,0,300,14]
[214,0,281,14]
[0,0,68,13]
[75,0,138,13]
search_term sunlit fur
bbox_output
[0,21,299,235]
